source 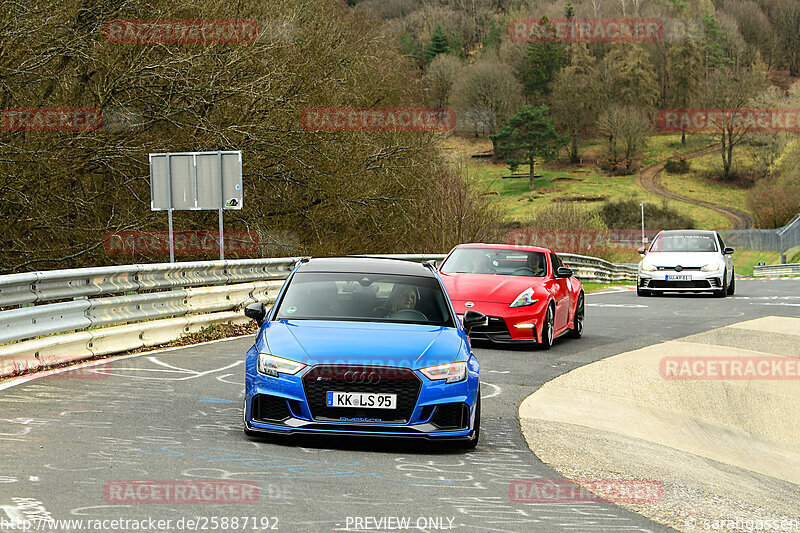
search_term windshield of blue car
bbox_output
[440,248,548,277]
[274,272,455,326]
[649,234,718,253]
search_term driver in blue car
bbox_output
[375,284,418,317]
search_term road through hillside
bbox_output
[636,146,755,229]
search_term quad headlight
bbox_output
[257,353,306,377]
[420,362,467,383]
[510,287,539,308]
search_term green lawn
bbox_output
[643,133,716,166]
[443,134,751,231]
[581,281,633,293]
[661,152,751,214]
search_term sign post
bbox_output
[149,151,243,262]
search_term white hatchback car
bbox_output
[637,230,735,297]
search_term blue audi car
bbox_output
[242,257,484,447]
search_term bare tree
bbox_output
[450,56,523,135]
[702,66,766,180]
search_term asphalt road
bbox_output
[1,280,798,533]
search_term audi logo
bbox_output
[343,371,381,384]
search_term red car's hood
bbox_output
[440,272,544,304]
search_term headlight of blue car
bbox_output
[258,353,306,377]
[420,362,467,383]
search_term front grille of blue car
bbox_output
[302,365,422,424]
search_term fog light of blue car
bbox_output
[421,362,467,384]
[258,353,306,377]
[701,262,722,272]
[510,287,538,308]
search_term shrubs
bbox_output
[747,178,800,228]
[526,202,607,230]
[599,199,695,230]
[665,158,691,174]
[598,156,642,175]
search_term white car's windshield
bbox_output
[649,234,718,253]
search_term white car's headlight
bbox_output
[258,353,306,377]
[420,362,467,383]
[640,261,657,272]
[510,287,539,308]
[701,262,723,272]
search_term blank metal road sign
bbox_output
[150,151,243,211]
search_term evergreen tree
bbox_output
[490,105,566,188]
[520,18,566,104]
[424,26,450,63]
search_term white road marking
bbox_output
[480,382,501,399]
[0,335,254,392]
[215,373,240,385]
[98,358,242,381]
[586,303,648,308]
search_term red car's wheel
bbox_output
[539,304,554,350]
[568,292,584,339]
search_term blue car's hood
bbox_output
[261,320,463,369]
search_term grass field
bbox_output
[442,135,735,229]
[642,133,716,166]
[581,281,633,293]
[660,152,752,214]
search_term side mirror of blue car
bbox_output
[244,302,266,326]
[462,310,487,333]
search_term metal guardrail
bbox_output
[0,252,635,378]
[752,263,800,277]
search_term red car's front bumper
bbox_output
[451,299,549,344]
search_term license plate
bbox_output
[326,392,397,409]
[667,274,691,281]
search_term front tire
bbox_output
[637,280,650,297]
[715,269,728,298]
[727,271,736,295]
[568,293,584,339]
[539,304,555,350]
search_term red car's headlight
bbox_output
[510,287,539,308]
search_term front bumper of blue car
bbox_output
[243,360,479,440]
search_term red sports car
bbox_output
[438,244,584,349]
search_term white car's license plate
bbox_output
[667,274,691,281]
[326,392,397,409]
